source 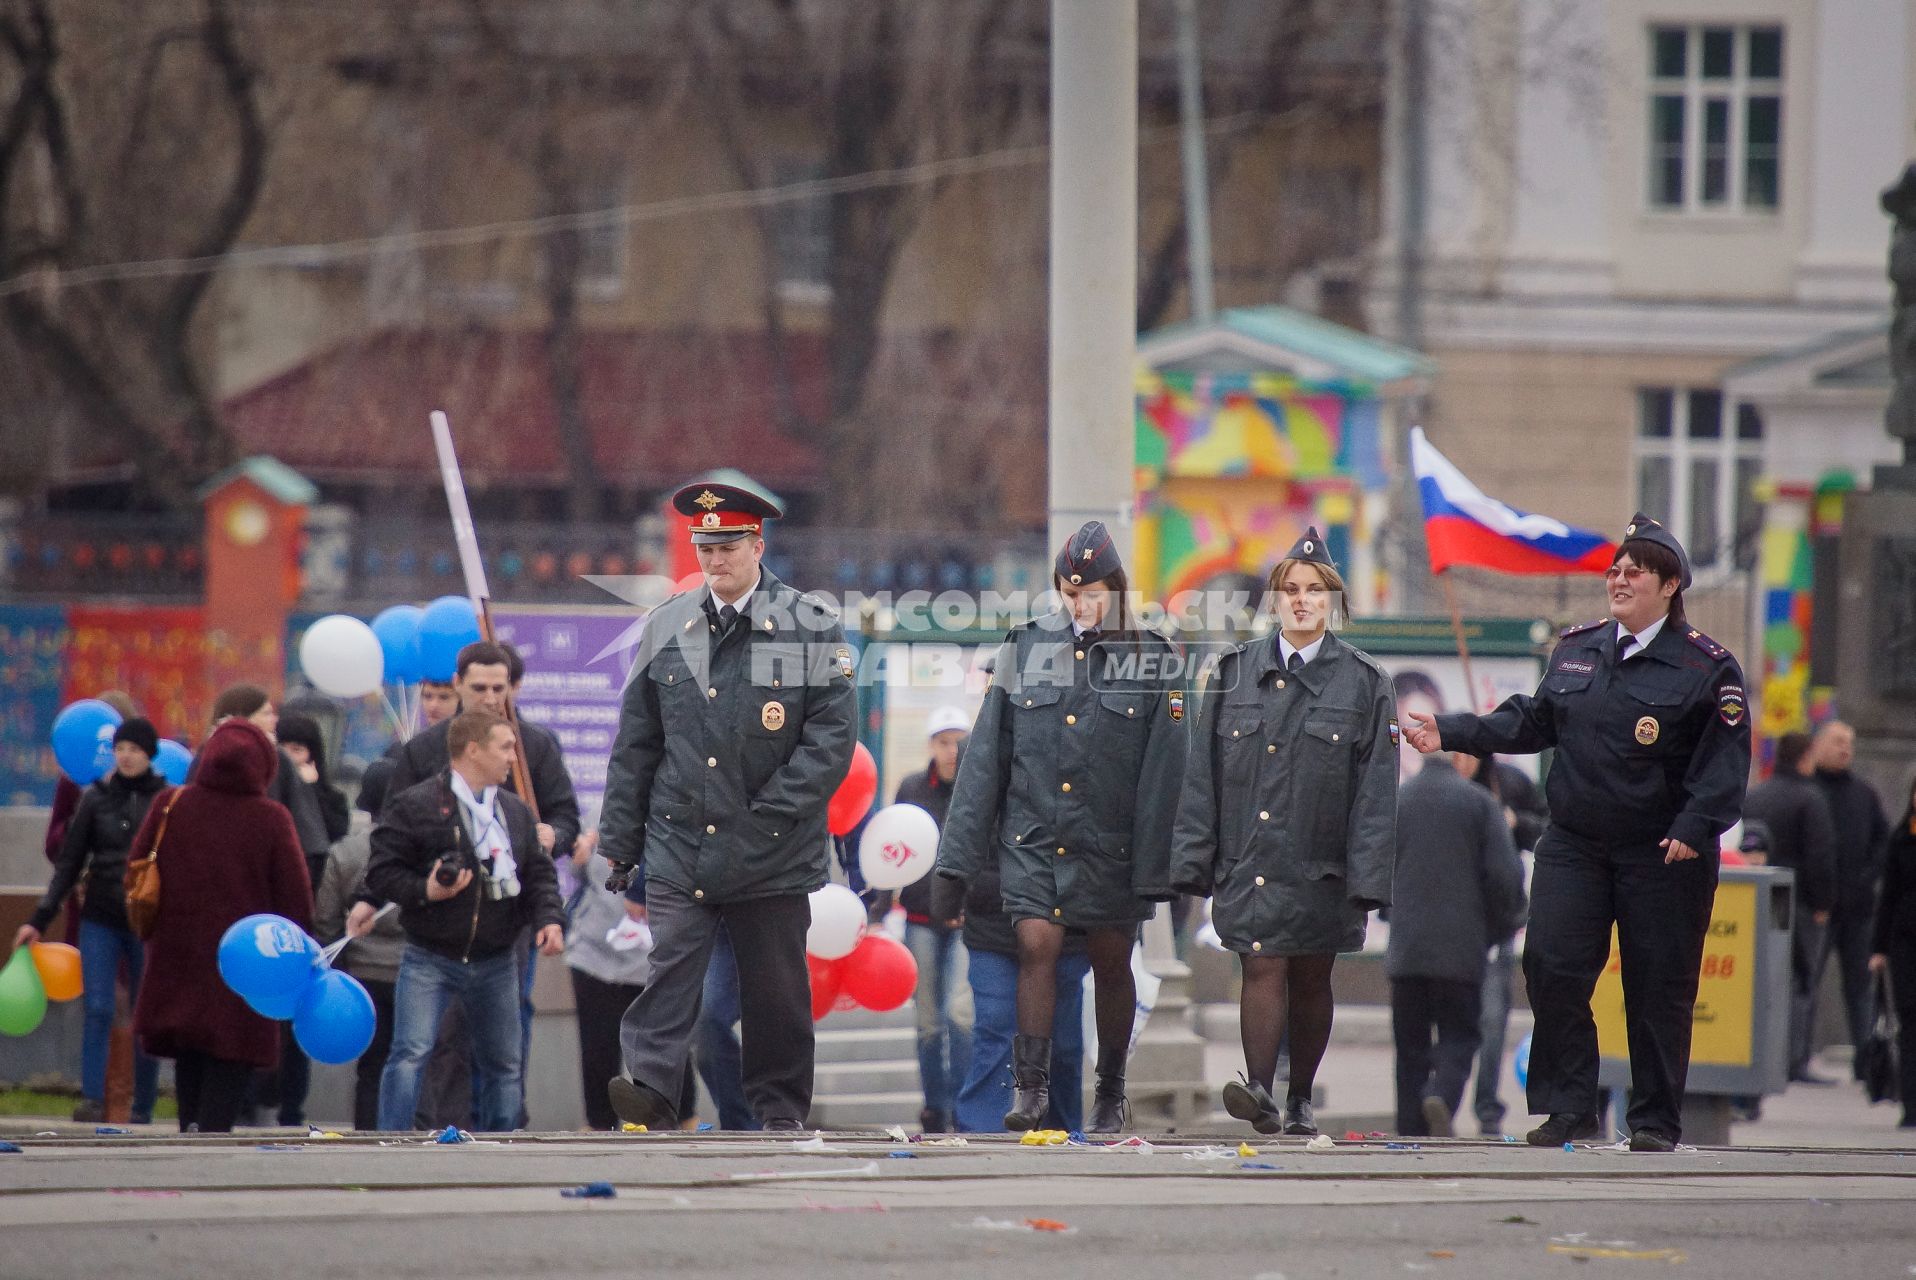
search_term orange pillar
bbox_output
[200,458,317,700]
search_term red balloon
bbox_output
[807,953,844,1021]
[828,742,878,836]
[839,933,918,1013]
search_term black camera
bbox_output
[433,852,469,887]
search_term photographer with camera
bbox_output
[367,710,564,1132]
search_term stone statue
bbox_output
[1882,163,1916,456]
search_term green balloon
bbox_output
[0,947,47,1037]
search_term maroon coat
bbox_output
[133,720,313,1068]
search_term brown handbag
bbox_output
[124,790,179,941]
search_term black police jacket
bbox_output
[935,616,1189,928]
[598,570,857,903]
[1436,617,1750,853]
[365,772,564,964]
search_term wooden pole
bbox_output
[1441,570,1481,711]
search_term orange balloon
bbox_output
[31,942,83,1002]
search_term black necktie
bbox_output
[1287,650,1305,673]
[719,604,738,632]
[1618,634,1637,664]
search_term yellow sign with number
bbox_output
[1593,880,1758,1068]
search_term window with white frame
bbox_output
[1635,388,1764,573]
[1647,24,1783,213]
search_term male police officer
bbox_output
[598,483,856,1131]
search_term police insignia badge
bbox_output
[1388,718,1402,748]
[761,700,786,731]
[835,646,855,679]
[1634,716,1660,746]
[694,489,723,510]
[1168,690,1184,722]
[1718,684,1746,727]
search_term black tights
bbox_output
[1014,920,1136,1071]
[1240,953,1337,1101]
[174,1050,253,1134]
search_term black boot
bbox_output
[1088,1051,1128,1134]
[1004,1034,1051,1131]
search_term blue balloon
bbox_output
[51,699,122,784]
[1514,1031,1532,1090]
[417,595,482,682]
[371,605,426,684]
[243,984,307,1021]
[217,914,320,1013]
[153,739,192,787]
[292,968,377,1064]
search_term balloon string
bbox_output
[320,903,397,965]
[378,689,406,741]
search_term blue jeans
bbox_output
[379,945,522,1132]
[956,947,1087,1133]
[905,924,973,1118]
[1473,940,1517,1132]
[77,919,158,1116]
[695,927,759,1131]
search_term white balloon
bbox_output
[299,614,386,699]
[806,883,866,960]
[857,803,941,891]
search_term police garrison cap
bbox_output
[1280,525,1338,571]
[1620,511,1693,591]
[672,482,783,545]
[1055,520,1123,586]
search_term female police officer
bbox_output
[1404,513,1750,1152]
[930,522,1187,1132]
[1171,528,1397,1136]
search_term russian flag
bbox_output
[1411,427,1614,575]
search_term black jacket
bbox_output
[1812,767,1891,913]
[1437,618,1750,854]
[1742,773,1838,913]
[385,715,581,859]
[599,571,857,903]
[1386,761,1526,984]
[31,769,170,933]
[365,771,564,963]
[1871,810,1916,957]
[891,764,955,922]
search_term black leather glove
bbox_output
[603,859,641,895]
[927,872,968,925]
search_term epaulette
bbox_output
[794,591,839,624]
[1683,627,1729,660]
[1558,618,1609,639]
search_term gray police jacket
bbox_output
[935,616,1189,928]
[1171,631,1397,956]
[598,570,856,903]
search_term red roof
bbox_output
[220,329,828,490]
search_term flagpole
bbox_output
[1439,569,1482,712]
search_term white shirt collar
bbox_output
[1279,633,1326,667]
[709,572,761,616]
[1615,613,1668,659]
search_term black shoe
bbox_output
[918,1108,949,1134]
[1004,1034,1051,1132]
[1281,1094,1318,1137]
[1221,1076,1283,1135]
[1628,1128,1677,1152]
[607,1075,677,1130]
[1421,1096,1454,1138]
[763,1117,805,1133]
[1525,1112,1602,1146]
[70,1099,104,1124]
[1087,1075,1128,1134]
[1789,1069,1838,1087]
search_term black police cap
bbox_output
[1620,511,1693,590]
[1279,525,1337,572]
[1055,520,1123,586]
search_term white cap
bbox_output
[926,705,971,739]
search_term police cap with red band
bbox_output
[673,482,783,544]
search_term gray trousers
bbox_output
[618,880,815,1127]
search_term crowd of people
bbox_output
[13,494,1915,1139]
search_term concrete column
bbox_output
[1048,0,1138,565]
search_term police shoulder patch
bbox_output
[1716,680,1747,727]
[1168,690,1185,722]
[1559,618,1610,639]
[1388,718,1402,748]
[1685,628,1729,661]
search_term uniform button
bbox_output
[1276,680,1286,689]
[1259,810,1270,820]
[1075,649,1085,660]
[707,687,717,698]
[1266,745,1276,754]
[1053,908,1063,918]
[1251,941,1263,951]
[1066,714,1077,725]
[1332,733,1340,742]
[707,757,718,767]
[705,824,716,835]
[772,679,782,689]
[694,889,705,900]
[1061,782,1071,793]
[1127,706,1134,715]
[1255,876,1266,886]
[1025,698,1034,707]
[709,624,716,633]
[1057,846,1066,856]
[1232,730,1240,738]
